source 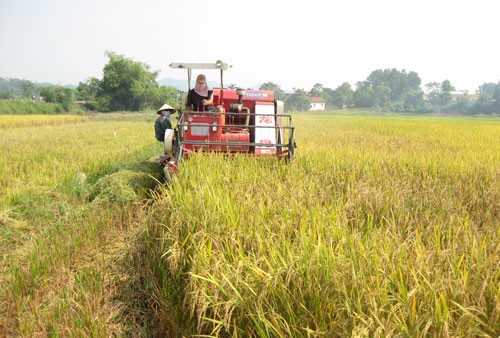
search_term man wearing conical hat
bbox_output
[154,103,176,142]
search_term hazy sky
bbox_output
[1,0,498,92]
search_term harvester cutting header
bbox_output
[160,60,296,177]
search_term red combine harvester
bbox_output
[162,60,296,177]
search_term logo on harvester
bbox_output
[258,116,274,124]
[245,92,268,98]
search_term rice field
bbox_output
[144,115,500,337]
[0,113,162,336]
[0,113,499,337]
[0,114,87,128]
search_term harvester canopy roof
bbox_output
[169,60,232,70]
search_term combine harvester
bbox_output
[161,60,296,178]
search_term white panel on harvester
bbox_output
[254,102,277,155]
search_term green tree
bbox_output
[39,86,57,103]
[309,83,324,97]
[425,80,456,106]
[76,77,101,110]
[478,82,497,101]
[425,82,441,105]
[354,69,424,111]
[494,82,500,103]
[151,85,182,109]
[39,86,74,111]
[98,51,159,111]
[284,88,310,112]
[440,79,455,105]
[331,82,353,108]
[56,87,74,111]
[259,82,286,101]
[354,83,375,108]
[466,81,500,115]
[76,77,100,101]
[21,80,36,98]
[0,90,13,99]
[322,87,335,108]
[0,78,24,97]
[490,82,500,114]
[373,84,392,109]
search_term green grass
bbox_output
[0,99,65,114]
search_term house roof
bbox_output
[308,96,326,103]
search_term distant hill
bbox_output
[0,77,76,97]
[0,78,24,96]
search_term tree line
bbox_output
[262,70,500,114]
[0,52,181,112]
[1,52,499,114]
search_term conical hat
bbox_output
[157,104,176,114]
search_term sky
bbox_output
[1,0,499,93]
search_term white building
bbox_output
[308,96,326,111]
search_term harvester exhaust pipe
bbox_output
[237,88,245,105]
[229,88,250,126]
[230,88,245,112]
